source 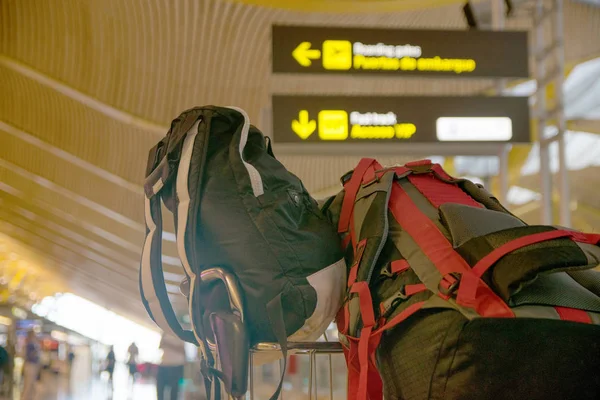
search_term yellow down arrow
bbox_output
[291,110,316,139]
[292,42,321,67]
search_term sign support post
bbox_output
[492,0,510,207]
[535,0,553,225]
[553,0,571,227]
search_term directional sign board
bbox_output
[272,25,529,78]
[272,95,530,154]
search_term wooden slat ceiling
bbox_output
[1,0,599,327]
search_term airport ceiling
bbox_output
[1,0,599,328]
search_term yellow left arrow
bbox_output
[292,110,316,140]
[292,42,321,67]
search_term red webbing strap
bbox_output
[348,239,368,287]
[458,230,573,304]
[344,338,383,400]
[388,183,513,318]
[573,232,600,245]
[363,166,377,185]
[554,306,593,324]
[341,235,351,250]
[404,283,428,296]
[390,259,410,274]
[336,300,350,337]
[431,163,455,181]
[393,166,411,177]
[348,282,383,400]
[338,158,381,233]
[457,229,600,306]
[407,174,483,209]
[405,159,432,168]
[375,301,425,334]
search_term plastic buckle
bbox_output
[379,264,395,279]
[380,286,409,318]
[438,272,461,300]
[341,170,354,185]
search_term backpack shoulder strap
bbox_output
[389,163,514,318]
[345,170,395,335]
[140,158,198,345]
[140,113,207,346]
[336,163,395,400]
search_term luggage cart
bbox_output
[250,341,343,400]
[198,267,344,400]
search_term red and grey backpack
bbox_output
[323,158,600,400]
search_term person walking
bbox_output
[156,333,186,400]
[21,330,40,400]
[0,344,10,396]
[126,342,139,383]
[67,348,75,377]
[105,346,116,388]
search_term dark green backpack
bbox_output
[139,106,345,399]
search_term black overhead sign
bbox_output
[272,95,531,145]
[272,25,529,78]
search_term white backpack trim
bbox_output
[227,106,264,197]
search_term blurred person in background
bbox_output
[67,347,75,376]
[157,333,186,400]
[105,346,116,388]
[0,344,9,395]
[21,330,40,400]
[126,342,139,382]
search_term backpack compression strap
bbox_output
[140,121,201,346]
[337,160,429,400]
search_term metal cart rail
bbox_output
[197,268,344,400]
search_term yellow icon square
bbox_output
[318,110,348,141]
[322,40,353,70]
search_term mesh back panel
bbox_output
[376,310,464,400]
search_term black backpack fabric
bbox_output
[139,106,345,397]
[322,158,600,400]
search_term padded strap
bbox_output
[457,229,600,306]
[140,191,197,344]
[227,106,264,197]
[388,182,513,318]
[338,158,381,234]
[265,136,275,158]
[173,119,215,361]
[140,117,206,345]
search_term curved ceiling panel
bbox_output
[229,0,467,13]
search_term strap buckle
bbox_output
[379,263,395,279]
[438,272,462,299]
[380,286,409,318]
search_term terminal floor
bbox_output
[15,363,203,400]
